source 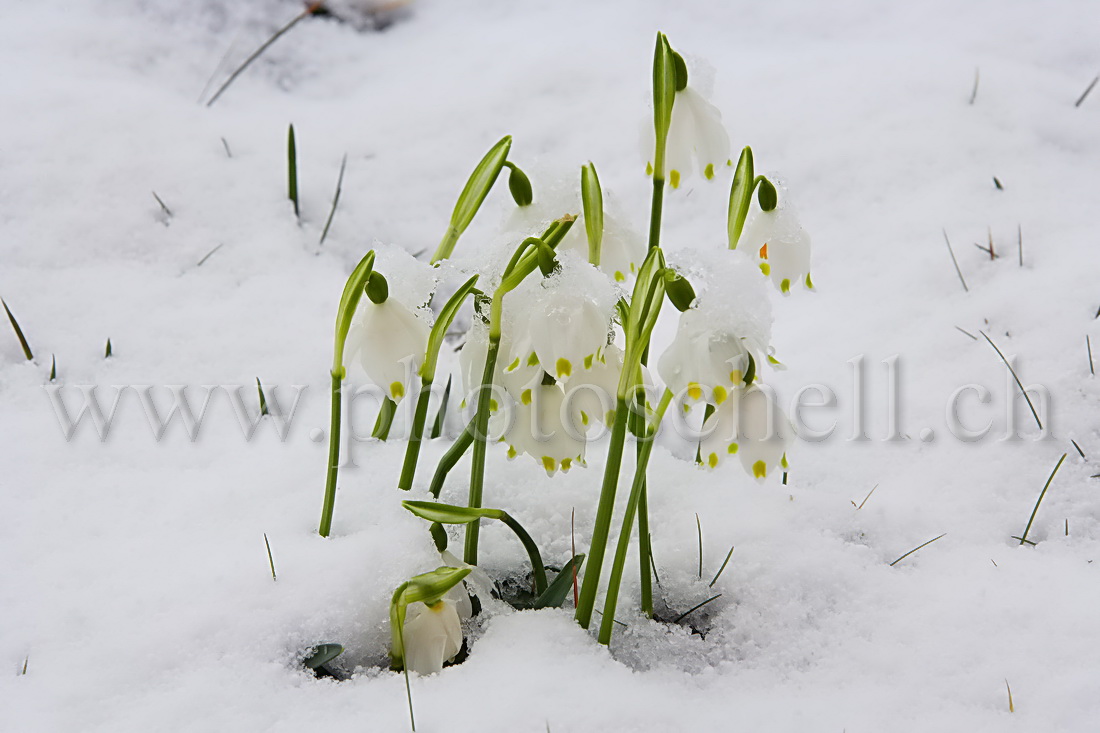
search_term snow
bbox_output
[3,0,1100,731]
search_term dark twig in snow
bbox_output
[853,483,879,510]
[264,533,277,581]
[197,243,225,267]
[1074,75,1099,108]
[152,191,173,219]
[980,331,1042,430]
[2,298,33,360]
[955,326,978,341]
[1016,454,1066,546]
[993,176,1003,190]
[1071,439,1085,459]
[969,67,980,104]
[889,533,946,566]
[319,154,347,245]
[708,545,735,587]
[221,137,233,158]
[1087,336,1094,375]
[205,3,326,108]
[1017,224,1023,267]
[942,229,969,292]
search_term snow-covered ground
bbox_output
[3,1,1099,730]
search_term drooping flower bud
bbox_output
[740,194,813,294]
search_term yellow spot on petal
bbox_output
[729,370,742,384]
[714,385,728,404]
[752,460,767,479]
[727,443,739,454]
[687,383,703,401]
[781,453,789,469]
[708,453,719,469]
[726,158,733,166]
[759,263,771,276]
[759,243,768,259]
[507,445,517,459]
[646,162,653,176]
[669,170,681,189]
[542,456,556,473]
[556,358,572,378]
[580,410,589,426]
[704,163,715,180]
[781,278,791,294]
[521,389,532,405]
[527,352,540,366]
[506,357,520,371]
[489,398,498,411]
[390,382,404,400]
[614,270,626,282]
[584,354,594,369]
[767,355,781,365]
[805,273,815,289]
[560,457,573,472]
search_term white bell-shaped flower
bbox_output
[504,252,617,379]
[504,381,586,475]
[698,386,791,479]
[401,598,464,675]
[658,308,753,406]
[740,197,813,294]
[563,345,623,431]
[347,298,431,402]
[458,321,540,419]
[644,82,730,189]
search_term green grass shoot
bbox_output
[696,513,703,579]
[49,354,56,381]
[221,137,232,158]
[708,545,734,587]
[2,298,33,360]
[197,243,224,267]
[1006,679,1014,712]
[264,533,276,581]
[287,124,299,219]
[942,229,969,292]
[21,656,28,675]
[257,378,269,416]
[1075,75,1098,108]
[319,153,347,245]
[674,593,722,625]
[852,483,879,509]
[152,191,172,218]
[1016,453,1066,546]
[104,338,112,358]
[889,533,946,567]
[1087,336,1094,375]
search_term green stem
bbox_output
[647,177,665,251]
[429,417,475,498]
[575,398,629,629]
[500,512,548,594]
[463,337,500,565]
[397,379,434,491]
[372,397,396,440]
[318,370,342,537]
[598,390,672,644]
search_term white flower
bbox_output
[503,382,586,475]
[739,197,812,294]
[401,598,464,675]
[347,299,431,401]
[563,345,624,431]
[504,252,617,379]
[645,86,730,189]
[698,386,791,479]
[658,308,754,406]
[458,320,539,414]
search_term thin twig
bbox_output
[708,545,735,587]
[889,533,946,566]
[1070,439,1085,459]
[1075,75,1099,108]
[1087,335,1094,375]
[1,298,33,360]
[969,67,980,105]
[955,326,978,341]
[854,483,879,510]
[980,331,1042,430]
[319,153,347,245]
[942,229,969,292]
[993,176,1003,190]
[205,4,324,108]
[221,137,233,158]
[197,243,225,267]
[695,513,703,579]
[264,533,277,581]
[674,593,722,624]
[152,191,173,218]
[1017,454,1067,546]
[1006,679,1014,713]
[571,508,578,607]
[1017,224,1023,267]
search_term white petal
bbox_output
[348,299,431,401]
[679,87,730,179]
[504,383,586,475]
[563,345,623,430]
[698,387,791,478]
[402,600,463,675]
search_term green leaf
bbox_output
[429,522,448,552]
[671,51,688,91]
[432,135,513,263]
[537,240,558,276]
[727,147,754,249]
[333,251,376,374]
[421,274,479,382]
[287,123,299,219]
[533,554,585,609]
[506,163,533,206]
[303,643,344,669]
[581,163,603,267]
[403,500,503,525]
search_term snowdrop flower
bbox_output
[504,252,617,379]
[740,197,813,294]
[401,597,464,675]
[347,297,431,401]
[504,382,586,475]
[459,320,539,412]
[645,70,731,189]
[564,345,624,430]
[698,386,791,478]
[658,307,756,406]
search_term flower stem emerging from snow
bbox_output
[319,251,376,537]
[431,136,513,264]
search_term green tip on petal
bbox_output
[507,445,517,459]
[560,457,573,472]
[704,163,715,180]
[527,352,540,366]
[727,443,739,454]
[669,170,681,189]
[584,354,594,369]
[752,460,767,479]
[781,278,791,293]
[708,453,719,469]
[781,453,789,469]
[556,358,572,378]
[507,357,520,371]
[805,273,815,289]
[580,410,589,426]
[759,262,771,276]
[542,456,556,474]
[389,381,404,400]
[614,271,626,282]
[489,398,499,411]
[521,389,532,405]
[714,385,728,404]
[646,162,653,176]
